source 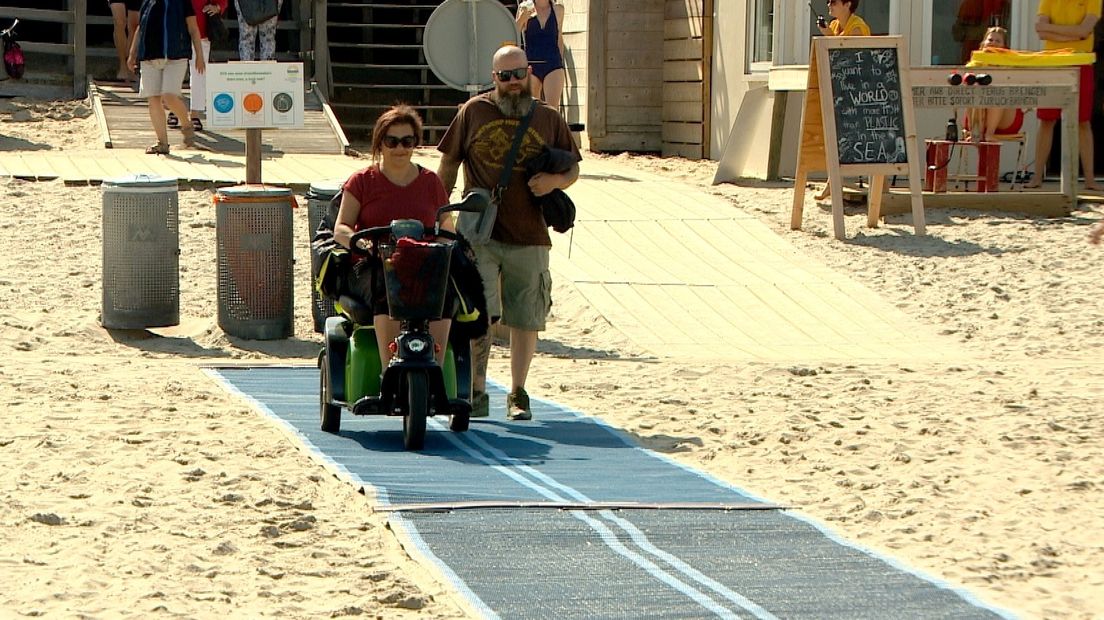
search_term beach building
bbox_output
[5,0,1095,179]
[710,0,1104,180]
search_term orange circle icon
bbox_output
[243,92,264,114]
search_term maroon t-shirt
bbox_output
[342,164,448,231]
[437,94,581,246]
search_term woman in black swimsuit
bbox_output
[515,0,566,108]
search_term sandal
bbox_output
[145,142,169,155]
[166,112,179,128]
[190,116,203,132]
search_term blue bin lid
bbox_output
[102,173,179,191]
[306,178,345,200]
[216,184,294,200]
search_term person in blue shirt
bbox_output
[127,0,205,154]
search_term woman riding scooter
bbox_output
[333,105,454,367]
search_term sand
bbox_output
[1,98,1102,618]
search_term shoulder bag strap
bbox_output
[494,101,537,202]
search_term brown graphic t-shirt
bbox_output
[437,94,581,246]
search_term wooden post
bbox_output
[790,45,826,230]
[299,0,311,76]
[587,0,607,141]
[867,175,885,227]
[73,0,87,98]
[246,129,262,183]
[1061,99,1078,201]
[313,0,331,98]
[701,0,713,158]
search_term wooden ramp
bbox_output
[552,159,965,362]
[90,80,348,155]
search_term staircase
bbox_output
[324,0,515,145]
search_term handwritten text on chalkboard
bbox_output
[828,47,907,165]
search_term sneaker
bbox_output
[506,387,532,421]
[470,391,489,418]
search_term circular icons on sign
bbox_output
[272,92,293,113]
[243,92,264,114]
[213,93,234,114]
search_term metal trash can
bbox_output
[215,184,295,340]
[306,178,344,332]
[101,174,180,329]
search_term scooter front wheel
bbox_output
[319,350,341,433]
[403,371,428,450]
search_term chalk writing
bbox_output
[828,47,907,165]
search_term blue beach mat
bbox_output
[210,366,1016,620]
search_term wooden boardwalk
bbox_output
[548,159,964,362]
[90,80,348,155]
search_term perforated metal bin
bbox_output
[101,174,180,329]
[306,178,344,332]
[215,185,295,340]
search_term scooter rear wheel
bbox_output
[403,371,428,450]
[319,350,341,433]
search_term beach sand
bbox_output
[1,98,1102,618]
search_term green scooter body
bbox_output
[345,324,457,404]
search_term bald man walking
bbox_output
[437,45,580,421]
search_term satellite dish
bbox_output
[423,0,519,92]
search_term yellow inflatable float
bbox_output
[967,48,1096,67]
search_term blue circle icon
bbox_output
[213,93,234,114]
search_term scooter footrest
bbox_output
[448,398,472,417]
[352,396,385,416]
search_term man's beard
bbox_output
[494,84,533,118]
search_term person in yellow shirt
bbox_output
[1027,0,1100,190]
[814,0,871,201]
[817,0,871,37]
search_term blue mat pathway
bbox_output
[211,367,1015,620]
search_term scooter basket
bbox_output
[381,239,453,320]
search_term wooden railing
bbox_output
[0,1,87,97]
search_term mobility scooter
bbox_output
[317,193,487,450]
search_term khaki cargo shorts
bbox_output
[473,240,552,331]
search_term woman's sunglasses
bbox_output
[494,67,529,82]
[383,135,417,149]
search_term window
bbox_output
[804,1,892,50]
[931,0,1011,65]
[749,0,773,66]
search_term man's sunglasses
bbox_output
[382,135,417,148]
[494,67,529,82]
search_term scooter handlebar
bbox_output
[436,189,491,220]
[348,226,391,256]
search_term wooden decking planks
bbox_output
[550,160,964,362]
[92,80,345,155]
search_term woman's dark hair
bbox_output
[845,0,860,12]
[370,104,424,163]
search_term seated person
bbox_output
[964,27,1025,142]
[333,105,453,367]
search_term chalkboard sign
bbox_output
[792,36,925,240]
[827,47,907,165]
